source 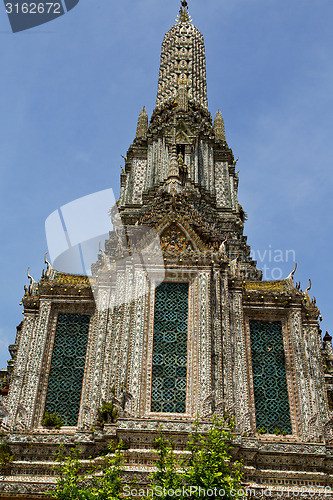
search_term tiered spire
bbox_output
[136,106,148,139]
[214,109,226,141]
[155,0,208,110]
[118,2,259,277]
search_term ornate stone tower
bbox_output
[1,2,333,498]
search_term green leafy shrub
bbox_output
[52,442,125,500]
[0,440,14,474]
[257,427,266,434]
[52,417,244,499]
[97,402,118,425]
[150,417,244,499]
[42,411,64,429]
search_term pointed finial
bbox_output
[214,109,226,141]
[177,0,191,23]
[136,106,148,139]
[324,332,332,342]
[27,267,36,295]
[287,262,297,281]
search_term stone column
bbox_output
[210,268,223,410]
[288,309,312,440]
[7,300,52,431]
[197,271,212,415]
[229,285,252,433]
[5,313,38,430]
[220,271,233,411]
[127,269,149,416]
[116,265,134,392]
[303,322,330,439]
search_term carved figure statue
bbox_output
[27,267,36,295]
[218,234,228,256]
[44,252,53,278]
[98,242,108,269]
[110,388,134,417]
[14,404,28,431]
[304,278,312,302]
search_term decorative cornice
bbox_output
[244,280,292,292]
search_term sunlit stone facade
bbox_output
[1,2,333,498]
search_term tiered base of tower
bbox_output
[1,421,333,499]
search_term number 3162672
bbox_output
[5,2,61,14]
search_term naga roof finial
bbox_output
[177,0,191,23]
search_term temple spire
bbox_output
[136,106,148,139]
[214,109,226,142]
[156,0,207,110]
[176,0,191,23]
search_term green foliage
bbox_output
[87,441,124,500]
[152,433,182,497]
[0,440,14,475]
[185,418,243,498]
[150,417,244,499]
[273,428,287,436]
[97,402,118,425]
[257,427,266,434]
[52,441,125,500]
[52,445,85,500]
[42,410,64,429]
[120,439,130,450]
[52,419,244,499]
[222,411,236,428]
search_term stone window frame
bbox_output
[142,269,200,419]
[32,301,95,430]
[243,310,301,438]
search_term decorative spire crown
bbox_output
[155,1,207,111]
[176,0,191,23]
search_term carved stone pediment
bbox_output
[160,223,190,253]
[157,215,206,254]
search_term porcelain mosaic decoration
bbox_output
[0,2,332,498]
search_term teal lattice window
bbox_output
[151,282,188,413]
[44,313,90,426]
[250,320,292,434]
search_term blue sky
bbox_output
[1,0,333,369]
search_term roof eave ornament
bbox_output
[176,0,192,23]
